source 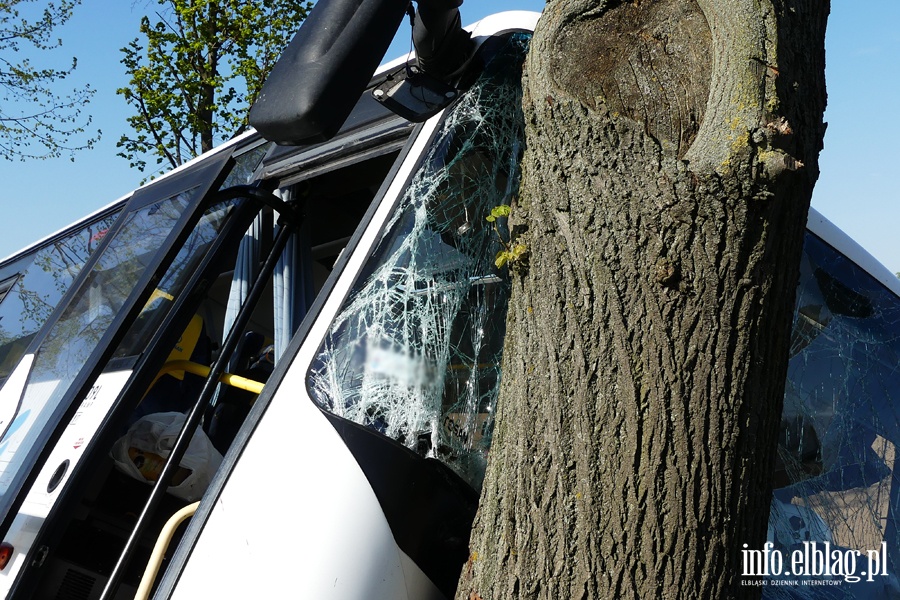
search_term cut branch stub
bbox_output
[684,0,774,173]
[548,0,712,159]
[542,0,786,175]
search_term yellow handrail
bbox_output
[134,501,200,600]
[147,360,265,396]
[130,362,263,597]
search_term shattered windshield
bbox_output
[308,34,528,490]
[765,233,900,595]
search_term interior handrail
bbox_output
[129,361,263,598]
[134,501,201,600]
[149,360,265,395]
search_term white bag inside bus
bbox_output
[110,412,223,502]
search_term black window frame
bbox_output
[0,148,236,539]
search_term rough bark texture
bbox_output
[457,1,828,598]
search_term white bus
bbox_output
[0,6,895,600]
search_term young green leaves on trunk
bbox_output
[487,204,527,269]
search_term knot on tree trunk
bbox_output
[548,0,712,160]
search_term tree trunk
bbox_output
[458,1,828,598]
[200,1,220,155]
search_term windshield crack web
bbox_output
[765,235,900,596]
[308,35,528,490]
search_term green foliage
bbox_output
[486,203,528,268]
[495,243,527,269]
[485,204,511,222]
[117,0,311,172]
[0,0,98,160]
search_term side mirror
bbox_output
[249,0,410,146]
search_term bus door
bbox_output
[0,207,122,390]
[0,146,264,594]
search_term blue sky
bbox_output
[1,1,898,275]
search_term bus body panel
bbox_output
[169,365,443,600]
[0,370,132,588]
[168,81,451,598]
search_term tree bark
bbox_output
[458,1,828,598]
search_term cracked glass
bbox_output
[308,34,528,490]
[765,233,900,595]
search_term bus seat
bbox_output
[128,315,211,428]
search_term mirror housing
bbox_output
[249,0,410,146]
[372,65,459,123]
